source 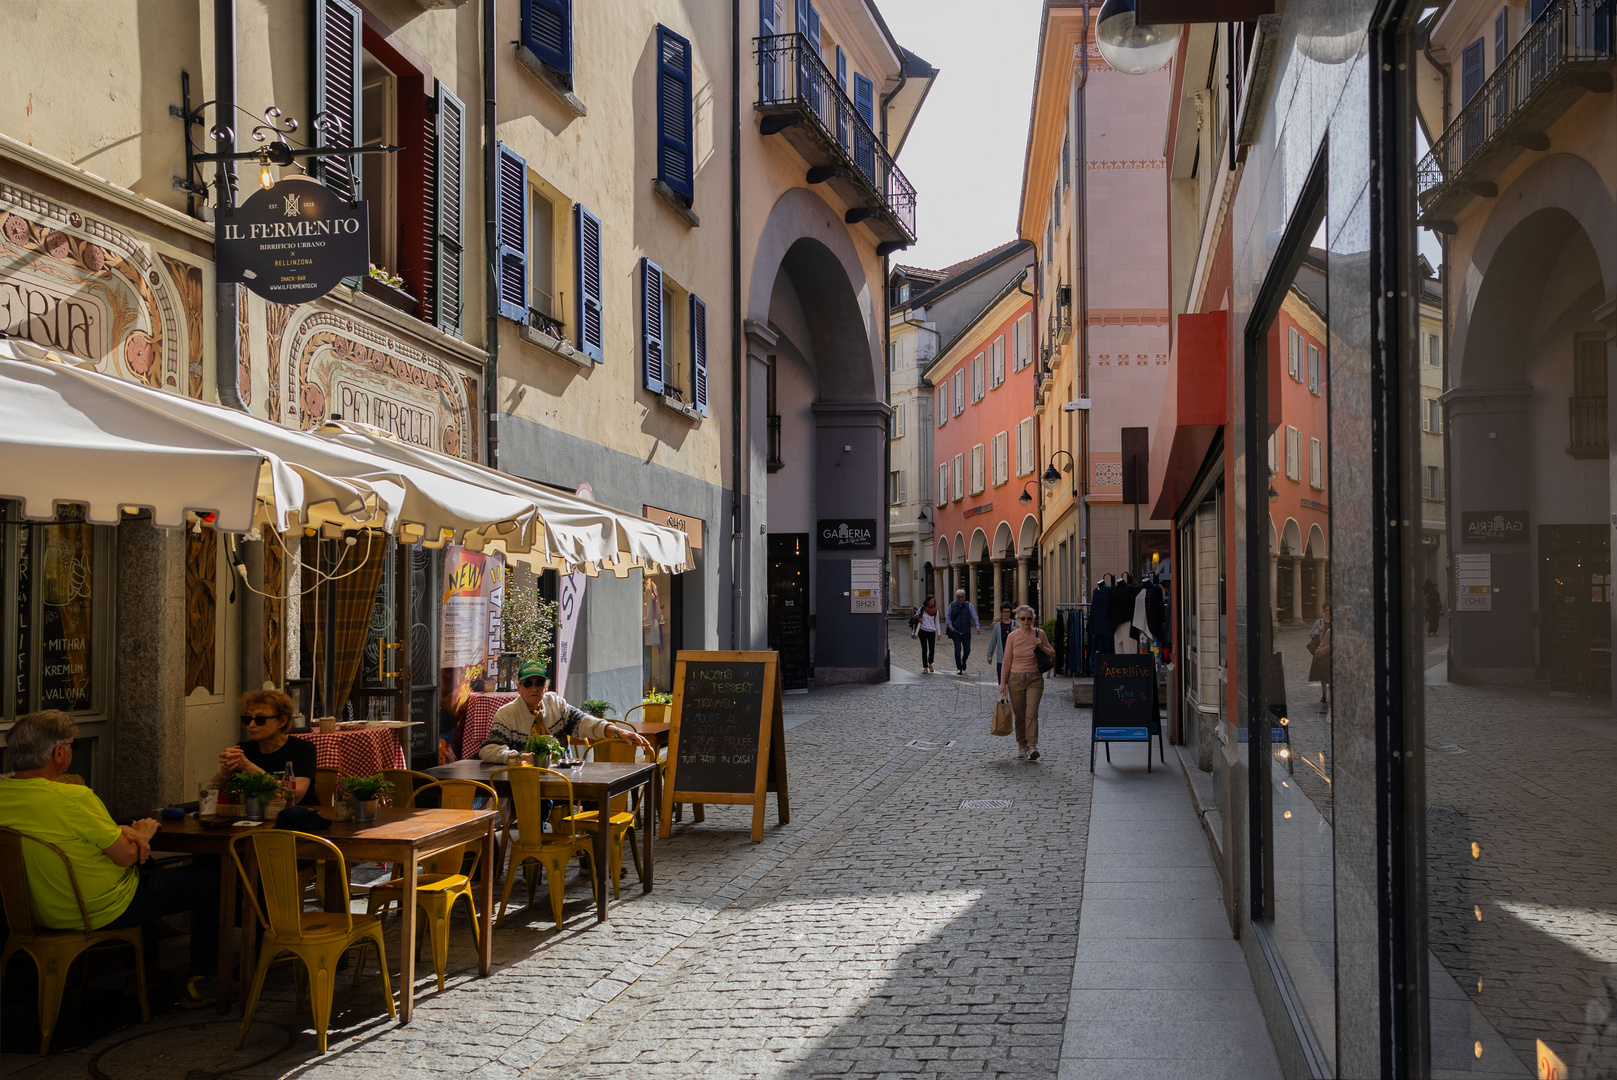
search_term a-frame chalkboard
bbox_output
[660,650,790,842]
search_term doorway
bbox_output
[768,533,811,689]
[1538,523,1611,695]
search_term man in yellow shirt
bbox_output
[0,710,219,1005]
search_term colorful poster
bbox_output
[552,482,592,697]
[438,544,501,722]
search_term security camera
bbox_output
[1063,398,1092,412]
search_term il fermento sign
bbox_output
[216,178,369,304]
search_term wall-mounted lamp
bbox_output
[1018,481,1038,506]
[1095,0,1181,75]
[1042,450,1075,492]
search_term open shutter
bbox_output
[853,73,875,181]
[495,143,528,322]
[433,81,466,337]
[656,26,694,203]
[311,0,363,200]
[835,47,848,147]
[760,0,782,101]
[521,0,573,79]
[641,259,665,394]
[574,204,603,361]
[690,293,709,416]
[1460,39,1485,160]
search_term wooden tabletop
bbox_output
[154,806,498,846]
[427,758,656,797]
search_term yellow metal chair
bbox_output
[563,738,644,898]
[379,769,439,808]
[491,767,597,930]
[622,705,699,823]
[364,779,496,991]
[0,827,150,1056]
[312,767,342,807]
[230,829,395,1055]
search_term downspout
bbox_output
[482,0,500,467]
[730,0,742,649]
[879,68,907,674]
[1424,18,1453,649]
[1074,0,1092,596]
[214,0,245,412]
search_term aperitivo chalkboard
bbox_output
[660,651,790,842]
[1091,653,1159,772]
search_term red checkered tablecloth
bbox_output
[291,727,407,777]
[460,693,517,757]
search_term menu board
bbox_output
[1091,653,1157,772]
[662,650,790,842]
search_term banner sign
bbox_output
[817,518,877,549]
[1461,511,1528,544]
[216,177,369,304]
[438,544,503,722]
[553,482,592,696]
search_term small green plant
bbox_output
[642,689,673,706]
[1041,618,1059,641]
[581,699,616,718]
[230,770,288,801]
[340,773,394,802]
[525,731,564,760]
[367,263,404,289]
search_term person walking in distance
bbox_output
[946,590,980,675]
[913,595,942,674]
[984,602,1015,683]
[1423,580,1442,637]
[1308,604,1333,705]
[1000,605,1056,761]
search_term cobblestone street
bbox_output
[4,626,1102,1080]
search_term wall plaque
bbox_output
[817,519,877,549]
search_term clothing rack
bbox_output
[1052,603,1090,677]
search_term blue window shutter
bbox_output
[655,26,694,203]
[574,203,603,362]
[853,73,875,180]
[690,294,708,416]
[760,0,777,34]
[311,0,363,200]
[521,0,573,79]
[853,72,874,125]
[433,81,466,337]
[1460,39,1485,160]
[835,47,848,147]
[495,143,528,323]
[641,258,665,395]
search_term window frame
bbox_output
[935,385,948,427]
[970,443,985,496]
[1309,436,1324,490]
[952,454,964,501]
[937,463,949,508]
[1285,425,1300,482]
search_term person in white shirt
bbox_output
[911,595,943,673]
[478,660,652,762]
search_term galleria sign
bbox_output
[216,177,370,304]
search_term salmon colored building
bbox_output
[925,268,1040,617]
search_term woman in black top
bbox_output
[209,689,319,806]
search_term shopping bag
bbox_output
[991,696,1014,736]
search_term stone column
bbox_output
[114,517,187,819]
[1017,556,1030,610]
[1290,557,1303,625]
[991,558,1005,617]
[968,562,980,614]
[743,319,778,651]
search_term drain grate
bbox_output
[960,798,1014,810]
[906,739,957,749]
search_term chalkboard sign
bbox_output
[661,651,790,842]
[1091,653,1159,772]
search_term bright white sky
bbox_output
[880,0,1045,272]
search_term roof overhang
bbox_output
[1017,2,1091,246]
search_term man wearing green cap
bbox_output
[477,660,653,762]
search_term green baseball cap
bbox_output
[517,659,548,682]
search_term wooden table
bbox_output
[153,805,497,1023]
[425,759,657,924]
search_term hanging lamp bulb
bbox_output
[258,155,275,190]
[1094,0,1181,76]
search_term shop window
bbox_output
[970,444,985,495]
[971,354,985,403]
[640,259,709,415]
[3,504,110,722]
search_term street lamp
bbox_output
[1095,0,1181,76]
[1042,450,1074,492]
[1018,481,1038,506]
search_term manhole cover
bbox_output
[959,798,1014,810]
[906,739,957,749]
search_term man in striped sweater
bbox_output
[477,660,653,763]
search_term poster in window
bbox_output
[39,515,94,712]
[438,544,504,726]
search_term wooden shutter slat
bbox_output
[690,294,708,416]
[655,26,694,201]
[434,81,467,336]
[312,0,363,200]
[575,204,603,361]
[495,143,528,322]
[641,258,665,394]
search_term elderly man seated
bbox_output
[479,660,652,762]
[0,710,219,1006]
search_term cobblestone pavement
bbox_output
[5,627,1095,1080]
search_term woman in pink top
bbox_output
[999,605,1055,761]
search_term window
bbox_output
[992,431,1009,486]
[1423,398,1442,433]
[1425,465,1445,501]
[767,356,783,471]
[1268,430,1278,475]
[1307,342,1321,395]
[1014,313,1032,371]
[1062,132,1070,189]
[1425,331,1441,367]
[952,371,965,416]
[495,144,529,323]
[852,72,875,180]
[527,185,560,329]
[990,335,1006,389]
[520,0,574,86]
[1309,437,1324,490]
[888,470,907,505]
[835,46,848,147]
[970,354,984,403]
[1285,426,1300,481]
[1287,325,1302,380]
[2,504,110,722]
[952,454,964,501]
[937,463,949,507]
[936,385,948,427]
[1016,417,1035,476]
[1571,334,1607,453]
[640,259,708,414]
[970,444,985,495]
[892,402,905,439]
[889,339,904,372]
[655,26,695,204]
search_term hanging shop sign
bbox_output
[216,177,369,305]
[1461,511,1528,544]
[644,504,704,549]
[552,482,592,697]
[817,518,877,549]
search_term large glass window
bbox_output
[3,503,108,721]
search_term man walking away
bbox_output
[985,603,1015,683]
[947,590,980,675]
[1423,580,1442,637]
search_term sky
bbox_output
[878,0,1046,272]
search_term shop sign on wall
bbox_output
[1461,511,1528,543]
[818,519,877,549]
[1455,553,1492,611]
[217,178,369,304]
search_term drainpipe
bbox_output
[730,0,742,649]
[214,0,245,411]
[1424,18,1453,637]
[1074,0,1092,596]
[876,67,908,673]
[482,0,500,467]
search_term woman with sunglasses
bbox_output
[209,689,318,805]
[998,605,1055,762]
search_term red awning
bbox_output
[1149,310,1229,521]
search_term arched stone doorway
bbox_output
[746,189,888,684]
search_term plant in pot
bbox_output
[524,731,565,767]
[581,699,616,720]
[231,770,288,823]
[641,689,673,724]
[340,773,394,823]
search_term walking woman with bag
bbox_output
[999,605,1056,761]
[914,596,942,674]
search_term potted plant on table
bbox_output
[640,689,673,725]
[524,731,564,768]
[340,773,394,823]
[231,771,288,823]
[581,699,616,720]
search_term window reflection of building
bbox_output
[643,573,671,695]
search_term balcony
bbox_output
[755,34,917,250]
[1418,0,1615,231]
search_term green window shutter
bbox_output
[311,0,363,200]
[433,81,466,337]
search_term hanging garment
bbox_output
[644,586,663,647]
[1132,587,1152,645]
[1145,581,1168,641]
[1066,609,1082,672]
[1114,622,1138,654]
[1107,580,1140,628]
[1090,583,1115,641]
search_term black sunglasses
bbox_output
[241,714,278,726]
[1017,616,1034,622]
[520,677,546,689]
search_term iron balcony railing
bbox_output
[1569,394,1608,455]
[1418,0,1614,213]
[755,33,917,243]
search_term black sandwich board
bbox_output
[1091,653,1163,772]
